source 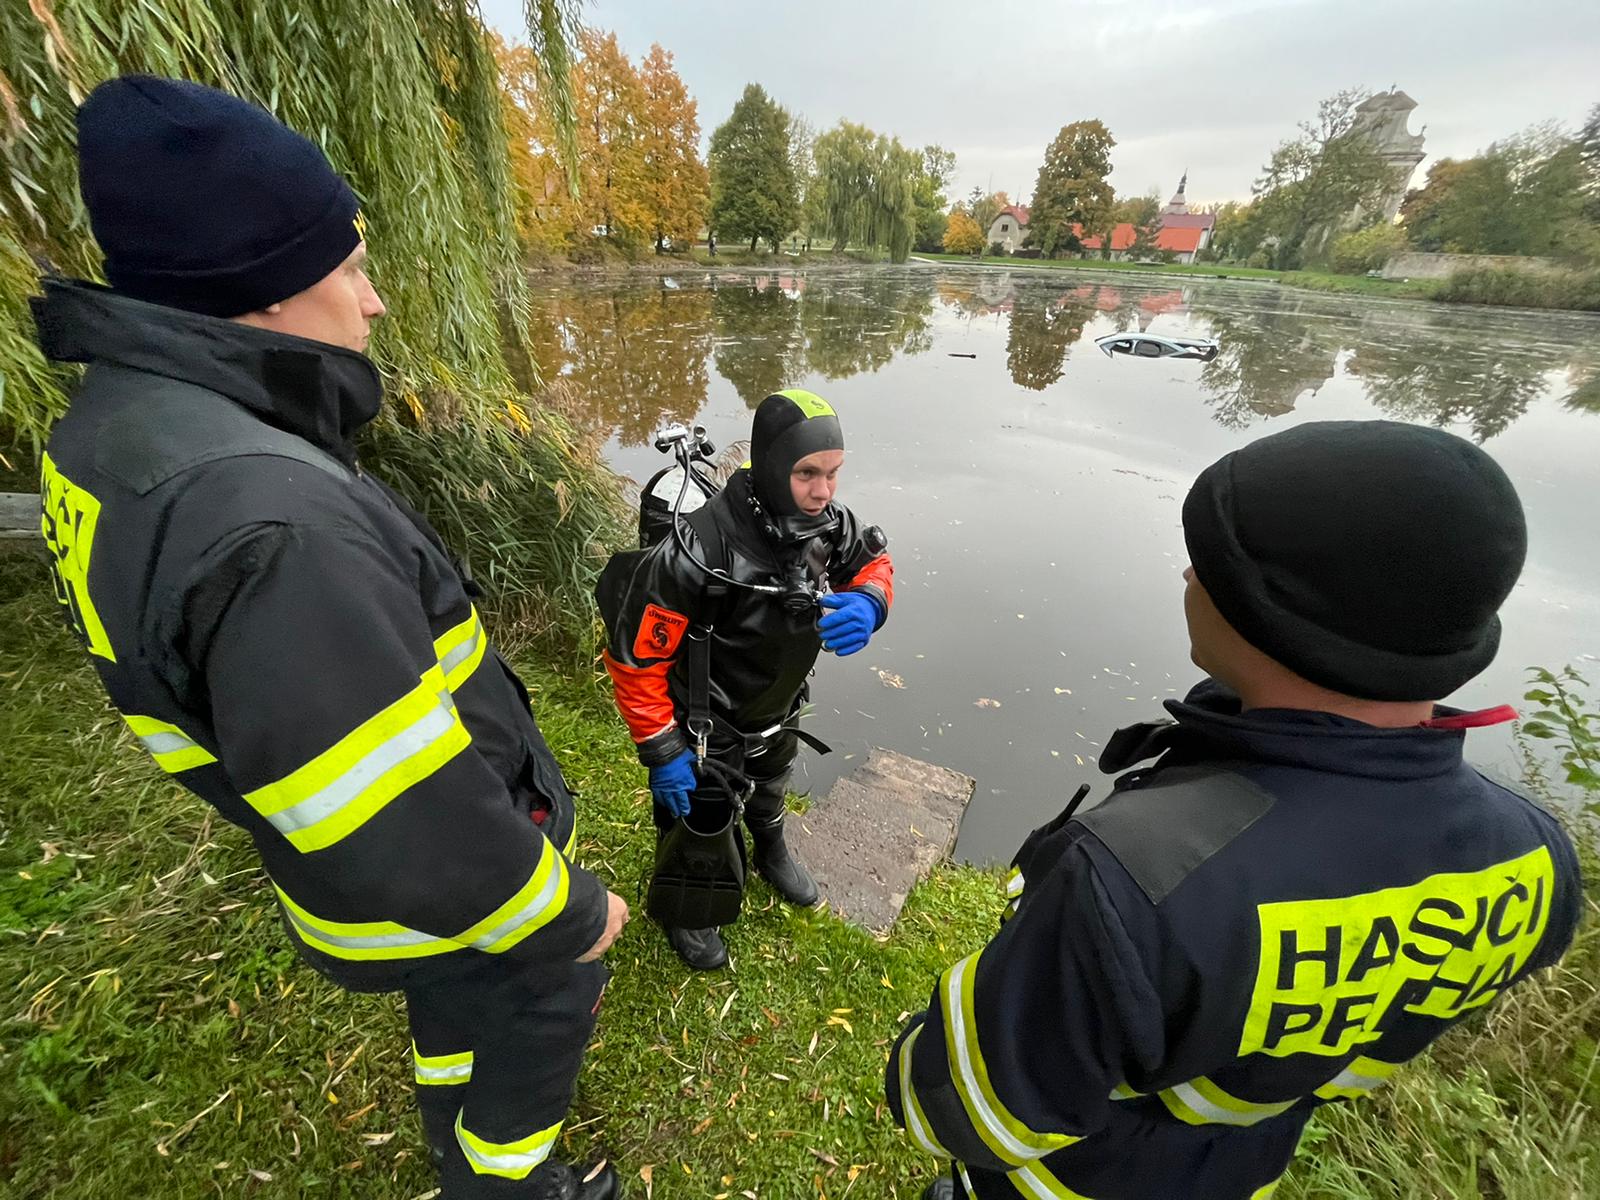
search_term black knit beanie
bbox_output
[750,390,845,516]
[1183,420,1526,701]
[75,75,360,318]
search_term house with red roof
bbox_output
[985,205,1030,253]
[994,176,1217,264]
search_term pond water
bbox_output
[527,265,1600,865]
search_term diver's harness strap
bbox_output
[680,507,833,770]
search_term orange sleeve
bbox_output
[848,552,894,613]
[602,651,677,743]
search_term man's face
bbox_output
[248,242,385,352]
[1183,564,1237,686]
[789,449,845,516]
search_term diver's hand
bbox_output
[648,749,696,818]
[817,591,878,656]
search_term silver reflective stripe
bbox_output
[265,699,457,836]
[415,1060,472,1084]
[440,627,483,679]
[139,730,198,756]
[1325,1066,1386,1092]
[283,907,441,954]
[467,860,564,950]
[1167,1081,1291,1126]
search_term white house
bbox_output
[986,205,1030,252]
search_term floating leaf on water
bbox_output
[974,698,1002,709]
[876,670,905,689]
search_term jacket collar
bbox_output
[33,277,382,464]
[1101,677,1474,782]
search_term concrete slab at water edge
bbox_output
[787,748,975,933]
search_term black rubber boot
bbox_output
[665,924,729,970]
[920,1176,956,1200]
[747,810,819,907]
[521,1160,621,1200]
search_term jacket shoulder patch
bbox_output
[634,603,690,660]
[1079,765,1275,904]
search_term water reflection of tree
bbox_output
[801,275,935,379]
[1004,289,1099,391]
[1345,338,1546,442]
[712,279,806,406]
[1189,294,1341,429]
[528,283,714,445]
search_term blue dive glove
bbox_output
[649,748,697,818]
[817,591,879,656]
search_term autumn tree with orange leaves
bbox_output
[498,30,709,255]
[637,44,710,252]
[495,36,579,253]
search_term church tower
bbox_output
[1351,90,1426,221]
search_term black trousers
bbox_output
[404,956,607,1196]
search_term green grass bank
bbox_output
[1,557,1595,1198]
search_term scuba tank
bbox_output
[639,461,718,549]
[638,422,720,549]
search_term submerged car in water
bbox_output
[1094,332,1220,362]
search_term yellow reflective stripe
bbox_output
[40,450,116,662]
[413,1042,473,1085]
[562,819,577,857]
[455,1112,562,1179]
[1004,868,1025,899]
[958,1166,977,1197]
[245,665,470,852]
[898,1025,952,1158]
[457,845,571,954]
[1314,1054,1400,1101]
[275,885,458,961]
[434,608,488,693]
[941,950,1081,1165]
[1251,1180,1281,1200]
[276,844,571,964]
[1008,1160,1094,1200]
[123,714,218,773]
[1108,1082,1143,1101]
[1158,1075,1298,1127]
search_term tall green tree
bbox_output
[1399,158,1466,252]
[1026,120,1115,257]
[788,114,821,251]
[1424,127,1596,260]
[812,121,921,261]
[1250,89,1392,269]
[1580,102,1600,222]
[913,144,957,252]
[708,84,798,252]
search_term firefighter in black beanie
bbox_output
[888,420,1583,1200]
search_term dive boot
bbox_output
[748,812,820,906]
[666,924,729,970]
[920,1177,956,1200]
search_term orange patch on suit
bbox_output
[634,603,690,660]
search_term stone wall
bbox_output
[1381,252,1562,281]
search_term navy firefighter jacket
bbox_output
[887,680,1583,1200]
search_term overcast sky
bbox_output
[481,0,1599,207]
